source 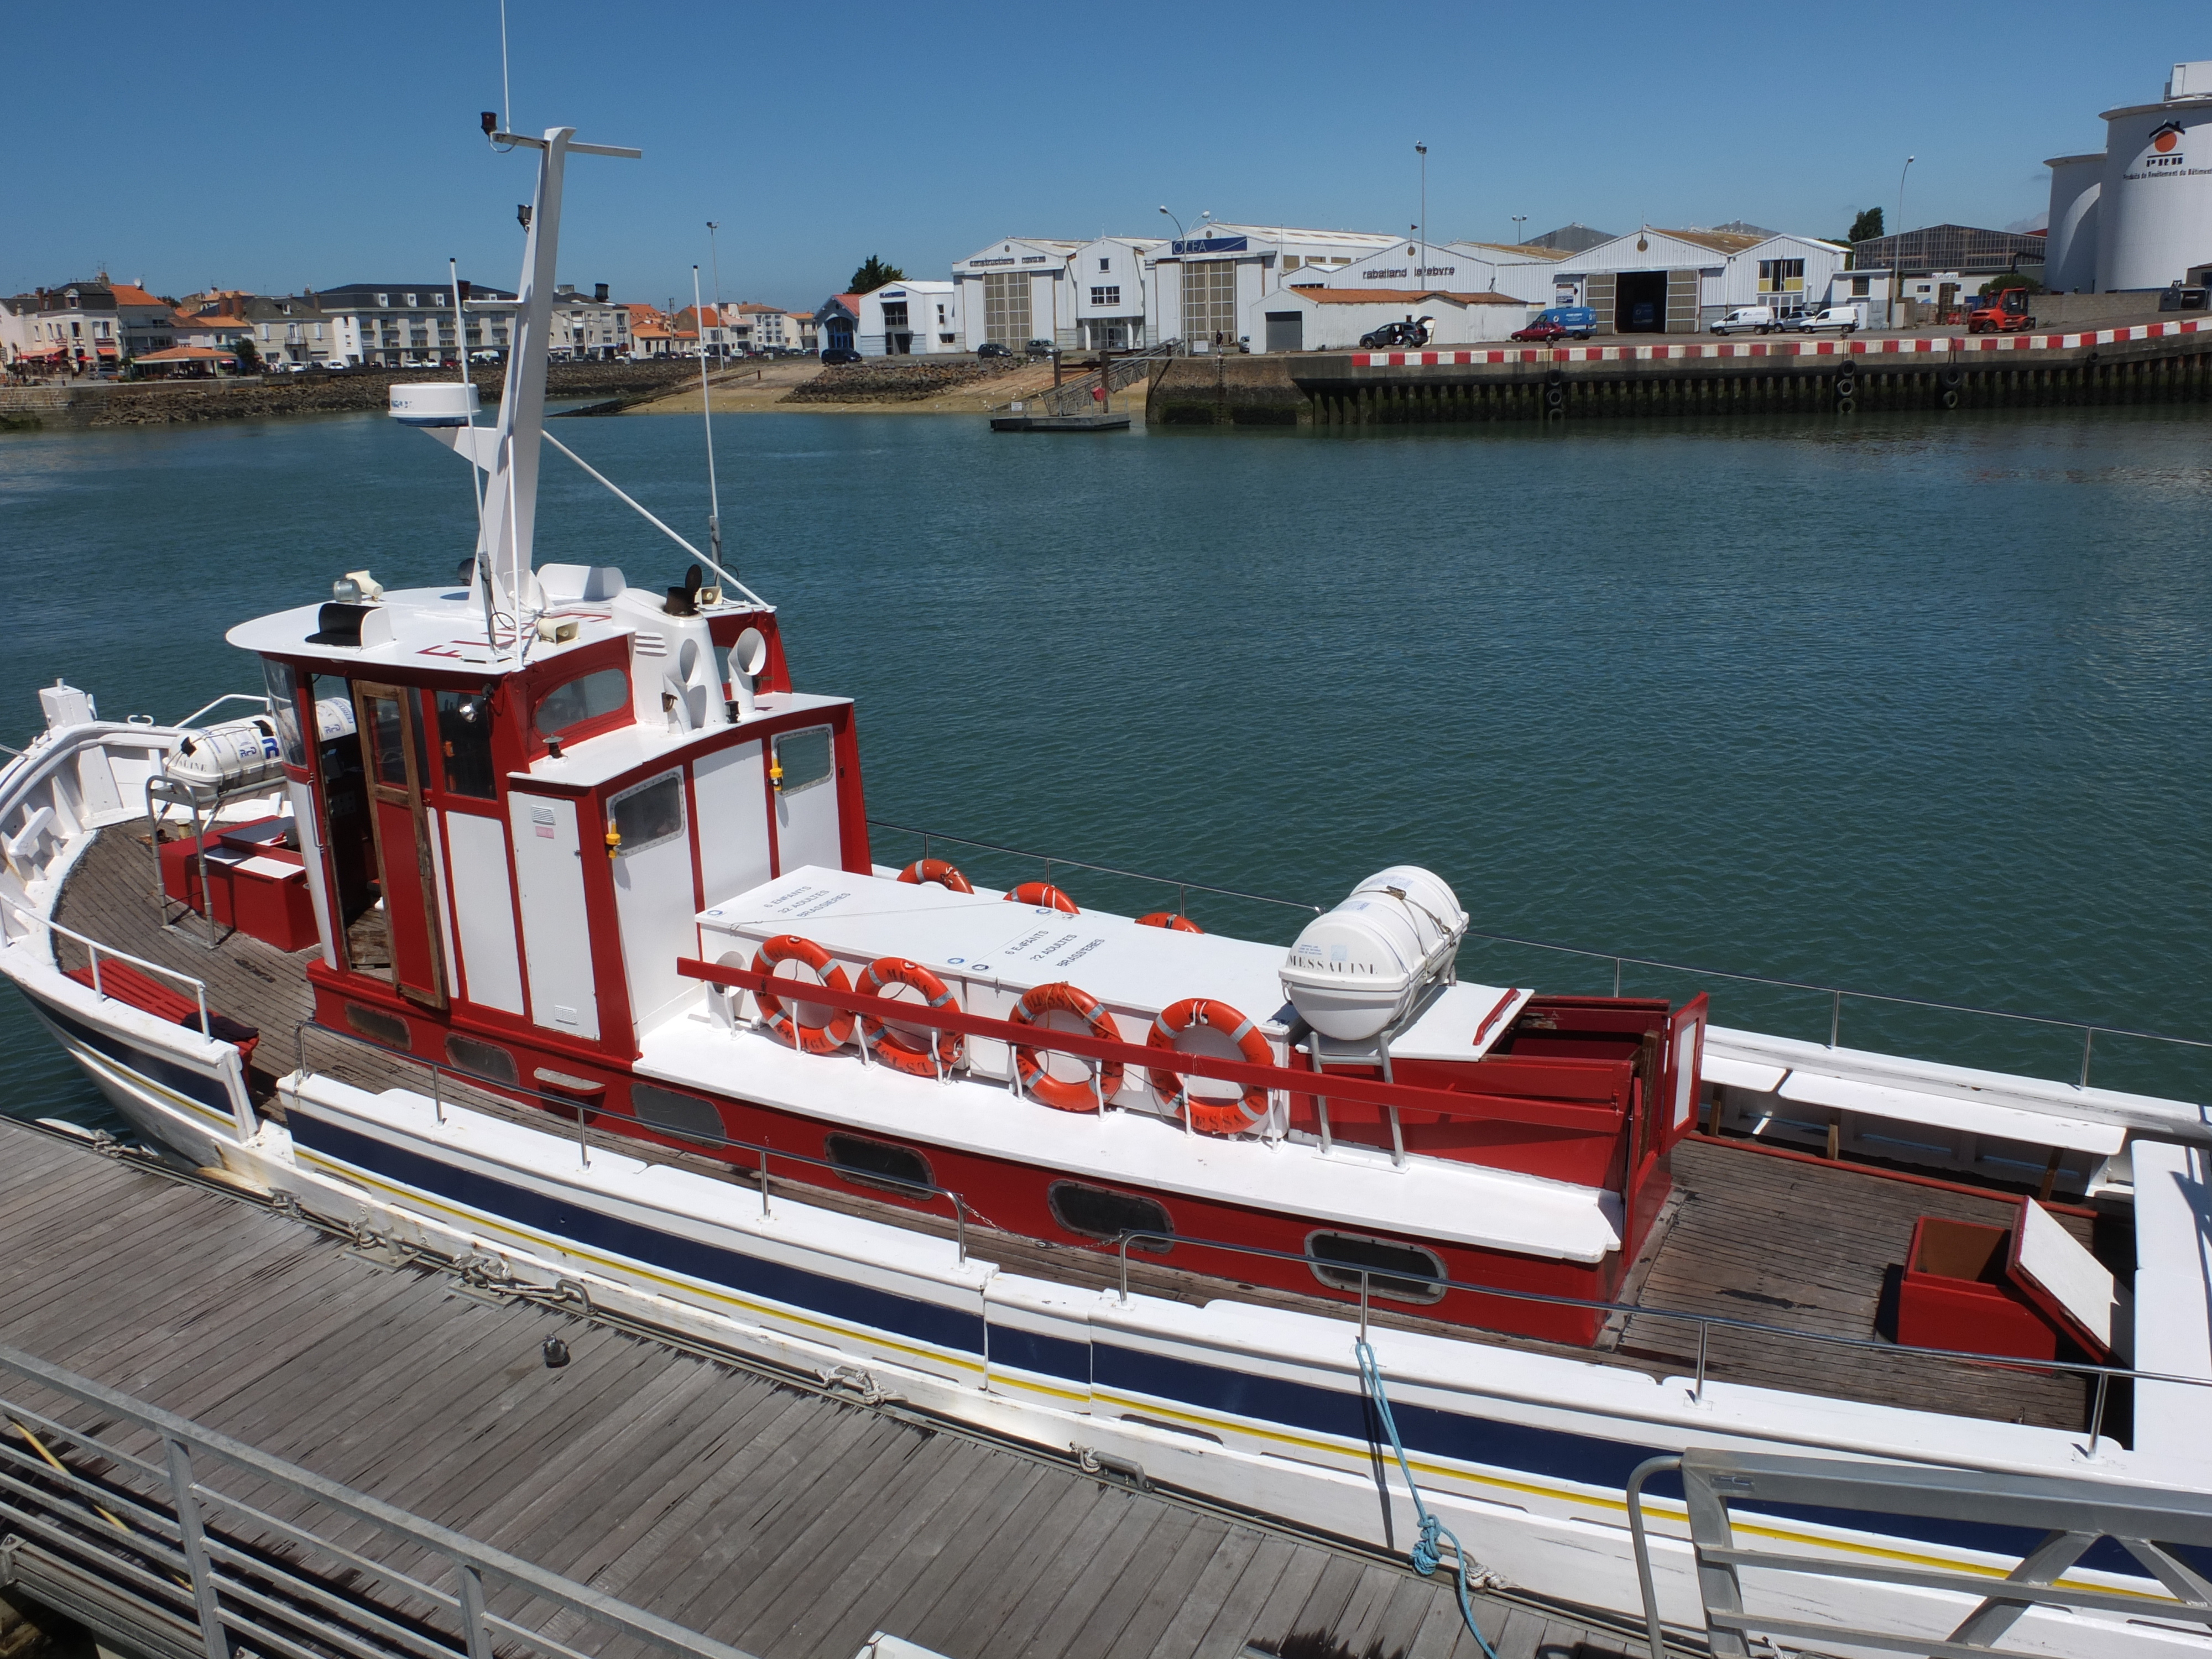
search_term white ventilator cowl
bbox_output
[1280,865,1469,1040]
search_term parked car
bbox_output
[1357,316,1435,350]
[1709,306,1778,336]
[1024,339,1056,356]
[469,349,502,364]
[977,341,1011,359]
[818,347,862,364]
[1508,306,1598,342]
[1794,306,1863,335]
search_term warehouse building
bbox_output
[1287,238,1563,305]
[1254,286,1532,353]
[1072,237,1164,350]
[951,239,1083,350]
[2044,59,2212,292]
[1144,225,1396,351]
[1542,228,1845,332]
[856,281,961,355]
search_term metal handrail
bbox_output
[1106,1227,2210,1453]
[289,1019,978,1262]
[865,820,2211,1091]
[0,1339,759,1659]
[1,893,211,1037]
[865,819,1322,918]
[172,692,271,729]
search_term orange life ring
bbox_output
[1009,981,1122,1111]
[752,934,854,1055]
[898,858,974,894]
[1005,881,1078,914]
[859,956,961,1076]
[1135,912,1203,933]
[1147,998,1272,1135]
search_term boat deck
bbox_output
[51,825,2117,1436]
[0,1116,1649,1659]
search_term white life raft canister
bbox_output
[1279,865,1469,1041]
[162,702,350,794]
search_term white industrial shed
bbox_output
[855,281,961,356]
[2043,60,2212,292]
[1071,237,1162,350]
[952,239,1082,350]
[1287,238,1564,305]
[1542,228,1845,333]
[1145,225,1395,350]
[1253,288,1533,353]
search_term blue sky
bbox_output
[3,2,2199,310]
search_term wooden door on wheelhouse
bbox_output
[352,683,448,1009]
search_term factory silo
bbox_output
[2096,62,2212,291]
[2042,154,2104,291]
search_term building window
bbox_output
[1283,256,1301,271]
[375,293,389,306]
[1098,257,1110,272]
[1851,275,1871,298]
[1089,286,1120,308]
[1757,258,1806,295]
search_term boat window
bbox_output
[773,726,833,795]
[343,1002,410,1048]
[534,668,630,748]
[1305,1232,1446,1304]
[632,1082,726,1145]
[435,690,498,800]
[263,661,305,766]
[825,1133,933,1196]
[444,1033,517,1084]
[362,692,409,787]
[1047,1181,1173,1253]
[608,771,685,855]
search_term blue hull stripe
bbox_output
[294,1104,2181,1583]
[290,1112,987,1355]
[27,991,233,1117]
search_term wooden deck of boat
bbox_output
[0,1116,1649,1659]
[51,825,2107,1434]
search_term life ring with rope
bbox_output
[752,935,853,1055]
[897,858,973,893]
[1009,981,1122,1111]
[1005,881,1078,914]
[1135,912,1203,933]
[1147,998,1272,1135]
[858,956,961,1076]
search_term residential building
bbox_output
[731,302,806,353]
[239,294,337,368]
[303,280,518,367]
[674,305,731,361]
[627,305,676,359]
[856,280,960,354]
[815,294,863,353]
[2,282,123,372]
[549,284,629,359]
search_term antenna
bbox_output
[691,265,723,577]
[498,0,512,133]
[452,255,494,651]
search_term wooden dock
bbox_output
[0,1116,1660,1659]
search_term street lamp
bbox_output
[1512,215,1527,246]
[1893,155,1915,328]
[1415,142,1427,273]
[706,221,724,366]
[1158,205,1186,244]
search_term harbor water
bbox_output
[2,408,2207,1127]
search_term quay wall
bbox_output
[1149,317,2212,426]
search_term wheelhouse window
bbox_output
[608,771,684,854]
[773,726,833,794]
[1306,1232,1445,1303]
[533,668,629,749]
[362,691,411,787]
[1047,1181,1172,1252]
[263,660,305,766]
[435,689,498,799]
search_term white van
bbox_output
[1796,305,1864,335]
[1709,306,1777,336]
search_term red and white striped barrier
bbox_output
[1350,315,2210,368]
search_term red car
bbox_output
[1509,320,1568,342]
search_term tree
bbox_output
[233,335,262,374]
[848,256,906,294]
[1845,207,1884,246]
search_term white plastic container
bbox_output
[1279,865,1468,1041]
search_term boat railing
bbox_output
[287,1019,979,1262]
[1,892,211,1038]
[1109,1226,2211,1458]
[865,820,2212,1094]
[173,691,272,729]
[0,1338,757,1659]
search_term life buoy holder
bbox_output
[897,858,973,894]
[1005,881,1078,914]
[1135,912,1203,934]
[858,956,961,1077]
[752,935,854,1055]
[1147,998,1272,1135]
[1009,981,1121,1111]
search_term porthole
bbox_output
[343,1002,409,1048]
[1047,1181,1172,1253]
[631,1082,726,1145]
[824,1133,933,1196]
[1306,1232,1445,1303]
[443,1033,517,1084]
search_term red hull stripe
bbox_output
[678,958,1622,1133]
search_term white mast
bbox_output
[476,124,639,660]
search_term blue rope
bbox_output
[1354,1337,1501,1659]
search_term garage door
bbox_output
[1666,270,1700,333]
[1615,270,1668,333]
[1264,311,1303,353]
[1588,273,1617,335]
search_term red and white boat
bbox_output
[6,122,2212,1657]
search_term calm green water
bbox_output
[3,407,2208,1125]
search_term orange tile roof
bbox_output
[135,345,237,362]
[109,284,166,307]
